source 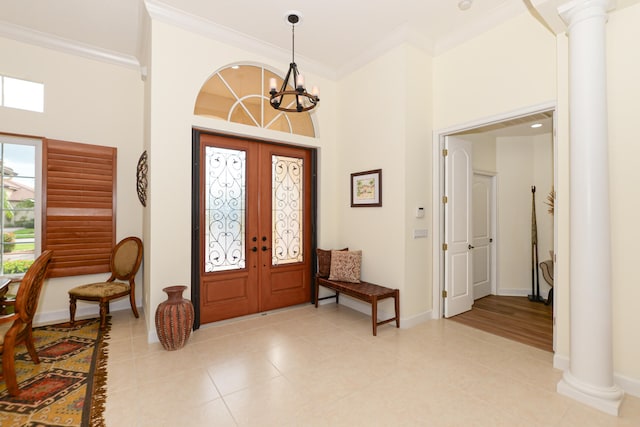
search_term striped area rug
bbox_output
[0,317,109,426]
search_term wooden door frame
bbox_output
[190,129,318,329]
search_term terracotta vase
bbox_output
[155,285,194,351]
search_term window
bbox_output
[194,64,316,137]
[0,135,116,278]
[0,135,41,275]
[1,75,44,113]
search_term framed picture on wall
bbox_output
[350,169,382,207]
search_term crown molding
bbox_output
[0,20,140,72]
[144,0,336,80]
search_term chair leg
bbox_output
[69,295,77,325]
[129,292,139,318]
[2,342,19,396]
[99,302,108,329]
[24,328,40,365]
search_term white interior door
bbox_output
[444,136,473,317]
[472,173,495,299]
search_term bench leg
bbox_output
[372,296,378,336]
[395,290,400,328]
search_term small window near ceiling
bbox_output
[194,65,315,138]
[1,76,44,113]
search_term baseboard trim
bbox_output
[554,353,640,398]
[34,302,143,327]
[496,289,530,297]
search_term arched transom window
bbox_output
[194,64,315,137]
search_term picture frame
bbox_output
[351,169,382,207]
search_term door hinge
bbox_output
[442,243,448,251]
[442,290,448,298]
[442,195,448,204]
[442,148,448,157]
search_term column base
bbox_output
[557,371,624,416]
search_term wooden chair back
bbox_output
[108,237,143,282]
[13,250,54,324]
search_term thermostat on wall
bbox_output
[415,207,425,218]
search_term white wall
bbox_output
[432,10,557,319]
[433,13,557,130]
[146,19,339,338]
[335,44,433,323]
[607,2,640,384]
[0,37,144,324]
[467,133,497,173]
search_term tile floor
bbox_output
[104,304,640,426]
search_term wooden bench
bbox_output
[315,277,400,336]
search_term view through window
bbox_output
[0,136,39,275]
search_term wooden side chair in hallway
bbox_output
[0,250,53,396]
[540,259,554,306]
[69,236,143,329]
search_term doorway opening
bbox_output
[433,103,557,351]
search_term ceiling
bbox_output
[0,0,555,137]
[0,0,532,77]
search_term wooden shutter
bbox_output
[42,139,116,277]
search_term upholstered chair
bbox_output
[68,237,143,329]
[0,250,53,396]
[539,259,554,306]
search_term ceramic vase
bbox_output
[155,285,194,351]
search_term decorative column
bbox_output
[556,0,623,415]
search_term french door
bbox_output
[193,132,313,325]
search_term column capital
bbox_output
[559,0,615,28]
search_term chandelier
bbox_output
[269,13,319,113]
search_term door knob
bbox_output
[468,244,475,250]
[251,247,258,252]
[252,237,257,242]
[262,236,267,242]
[262,246,270,252]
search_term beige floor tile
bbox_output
[222,375,311,426]
[207,352,282,396]
[104,306,640,427]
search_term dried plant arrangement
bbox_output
[545,188,555,215]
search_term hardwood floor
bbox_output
[448,295,553,352]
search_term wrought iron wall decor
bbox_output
[351,169,382,207]
[136,150,148,207]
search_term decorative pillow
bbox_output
[328,250,362,283]
[316,247,348,278]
